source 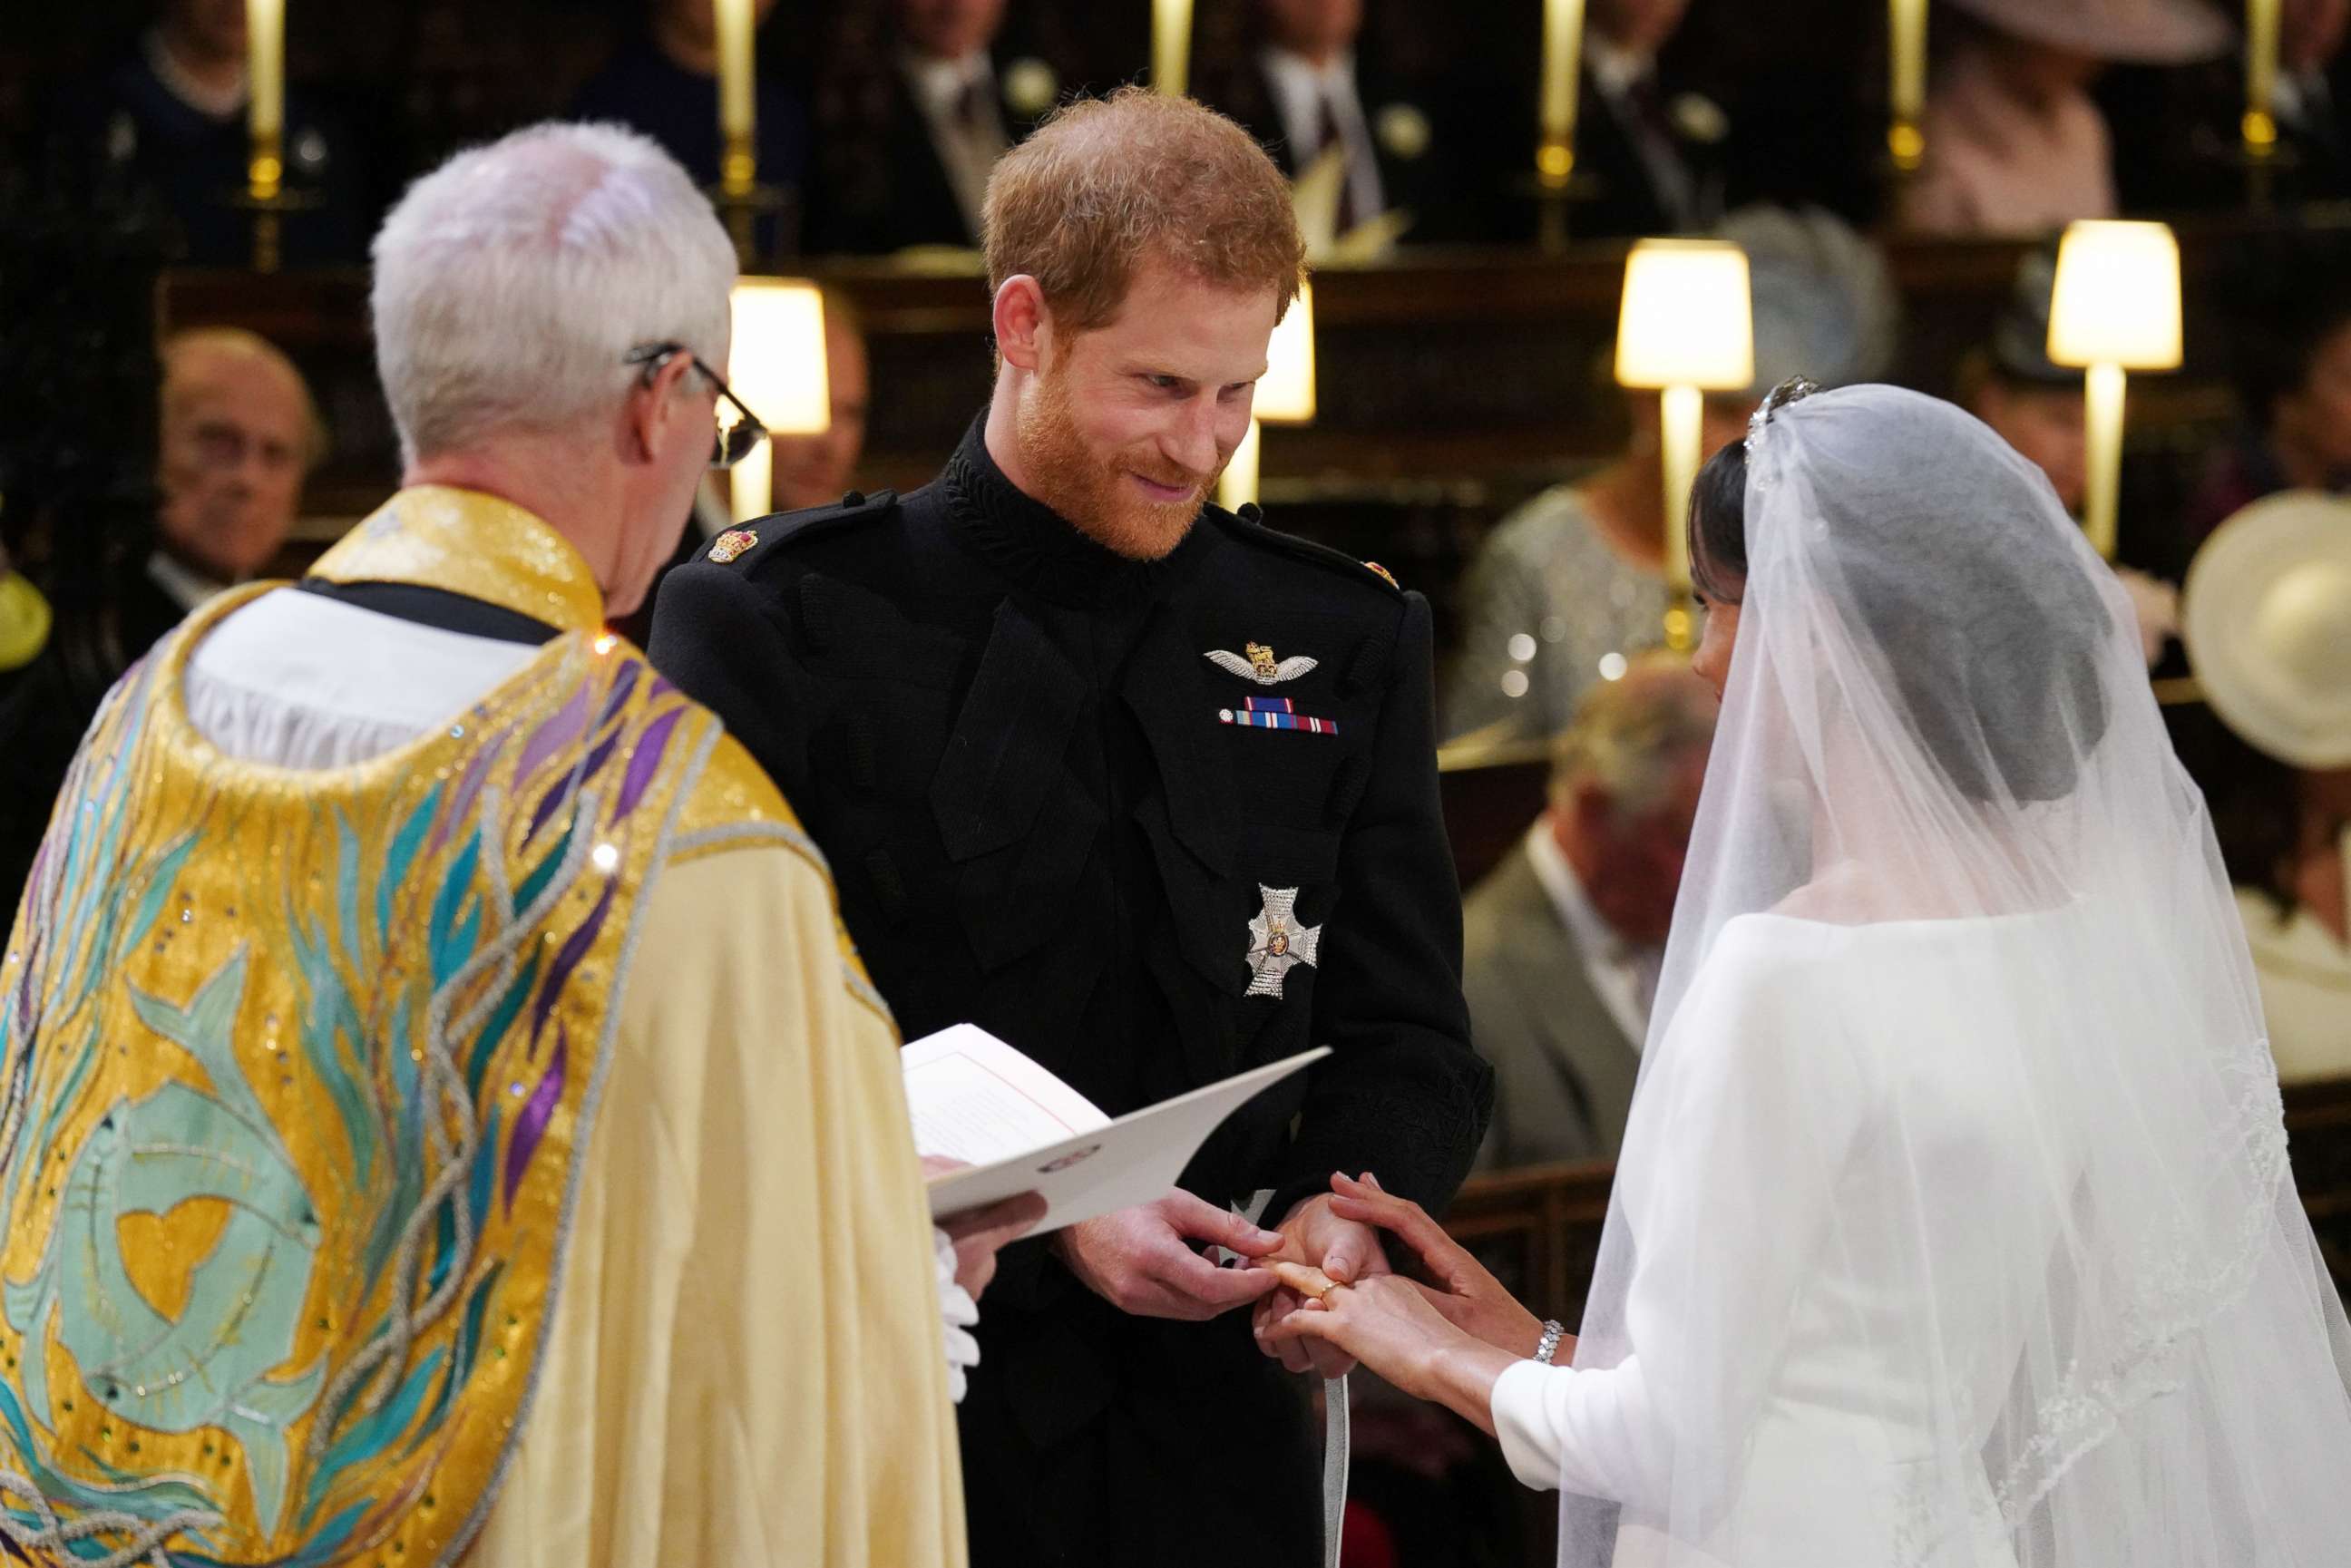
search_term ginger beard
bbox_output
[1015,348,1224,561]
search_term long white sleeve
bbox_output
[1492,920,1866,1514]
[1490,1356,1665,1499]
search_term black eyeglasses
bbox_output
[624,343,769,470]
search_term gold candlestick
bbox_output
[1153,0,1194,97]
[716,0,756,196]
[1537,0,1586,189]
[245,0,285,201]
[1888,0,1927,171]
[2245,0,2281,156]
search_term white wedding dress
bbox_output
[1496,909,2089,1566]
[1536,386,2351,1568]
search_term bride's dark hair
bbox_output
[1685,386,2113,804]
[1690,439,1751,605]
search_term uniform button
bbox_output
[841,490,865,507]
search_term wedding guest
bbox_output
[1445,206,1895,743]
[50,0,374,264]
[2182,492,2351,1083]
[769,290,873,511]
[1897,0,2230,237]
[570,0,809,258]
[1567,0,1726,237]
[804,0,1059,254]
[2105,0,2351,209]
[1467,653,1714,1168]
[120,327,327,659]
[1194,0,1469,245]
[2183,271,2351,549]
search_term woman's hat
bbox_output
[1945,0,2233,65]
[2183,491,2351,768]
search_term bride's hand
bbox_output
[1325,1173,1546,1359]
[1254,1271,1478,1405]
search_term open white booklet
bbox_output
[903,1024,1329,1234]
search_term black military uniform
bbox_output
[649,417,1491,1565]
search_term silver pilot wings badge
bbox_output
[1205,641,1318,685]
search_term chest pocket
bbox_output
[1203,610,1390,839]
[795,570,966,690]
[931,603,1102,972]
[929,600,1086,862]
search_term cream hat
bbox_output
[1944,0,2233,65]
[2183,491,2351,768]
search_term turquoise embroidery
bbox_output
[4,948,325,1537]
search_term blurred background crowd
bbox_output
[2,4,2348,1562]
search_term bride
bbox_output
[1261,384,2351,1565]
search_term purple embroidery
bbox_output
[432,732,510,853]
[526,875,613,1051]
[513,684,590,791]
[502,1024,567,1213]
[611,707,684,823]
[593,660,643,730]
[522,727,619,849]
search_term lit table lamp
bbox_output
[1614,239,1753,652]
[727,278,832,521]
[2046,219,2181,560]
[1888,0,1927,172]
[1154,0,1192,96]
[1218,281,1317,513]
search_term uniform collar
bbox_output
[309,485,607,636]
[148,549,229,615]
[941,416,1195,609]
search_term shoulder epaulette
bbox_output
[696,489,900,576]
[1205,501,1405,599]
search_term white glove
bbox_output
[933,1226,981,1403]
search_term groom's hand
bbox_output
[1254,1191,1391,1378]
[1054,1192,1286,1320]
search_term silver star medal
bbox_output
[1244,884,1322,999]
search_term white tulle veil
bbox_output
[1558,385,2351,1566]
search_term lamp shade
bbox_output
[2046,220,2182,371]
[727,278,830,521]
[1615,239,1754,391]
[729,278,832,436]
[1257,280,1317,424]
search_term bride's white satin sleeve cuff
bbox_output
[1490,1356,1659,1501]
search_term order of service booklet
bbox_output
[904,1024,1329,1234]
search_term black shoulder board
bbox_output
[1204,501,1404,598]
[695,489,899,576]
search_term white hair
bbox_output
[370,121,737,463]
[1549,651,1717,814]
